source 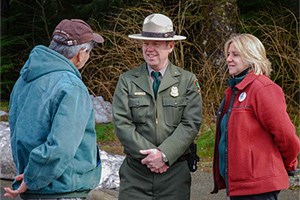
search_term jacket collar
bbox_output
[225,73,259,94]
[228,67,250,88]
[131,62,181,96]
[131,63,152,95]
[159,62,181,92]
[235,73,259,90]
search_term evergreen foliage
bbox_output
[0,0,123,99]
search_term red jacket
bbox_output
[212,73,300,196]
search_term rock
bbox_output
[87,188,118,200]
[0,111,8,117]
[90,96,112,123]
[0,122,16,180]
[99,151,124,189]
[0,111,9,121]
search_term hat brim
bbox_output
[128,34,186,41]
[92,33,104,43]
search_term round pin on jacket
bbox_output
[239,92,246,102]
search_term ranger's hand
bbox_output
[140,149,169,173]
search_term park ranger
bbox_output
[112,13,203,200]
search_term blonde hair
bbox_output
[224,33,272,76]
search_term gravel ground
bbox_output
[2,164,299,200]
[90,162,299,200]
[190,168,299,200]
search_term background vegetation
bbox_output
[1,0,299,159]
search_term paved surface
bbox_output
[190,169,299,200]
[1,166,299,200]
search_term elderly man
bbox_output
[4,19,104,199]
[112,13,203,200]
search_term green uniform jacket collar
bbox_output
[131,62,182,98]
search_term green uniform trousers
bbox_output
[118,156,191,200]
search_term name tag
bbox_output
[134,92,146,96]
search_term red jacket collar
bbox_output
[228,73,260,91]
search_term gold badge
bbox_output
[170,86,179,97]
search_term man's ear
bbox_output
[70,49,84,68]
[168,41,175,53]
[77,49,85,63]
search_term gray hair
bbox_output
[49,35,94,59]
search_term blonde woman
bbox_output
[212,33,300,200]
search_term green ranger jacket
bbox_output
[112,62,202,165]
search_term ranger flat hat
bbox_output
[52,19,104,46]
[128,13,186,41]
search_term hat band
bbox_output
[142,31,174,38]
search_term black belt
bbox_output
[175,153,190,163]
